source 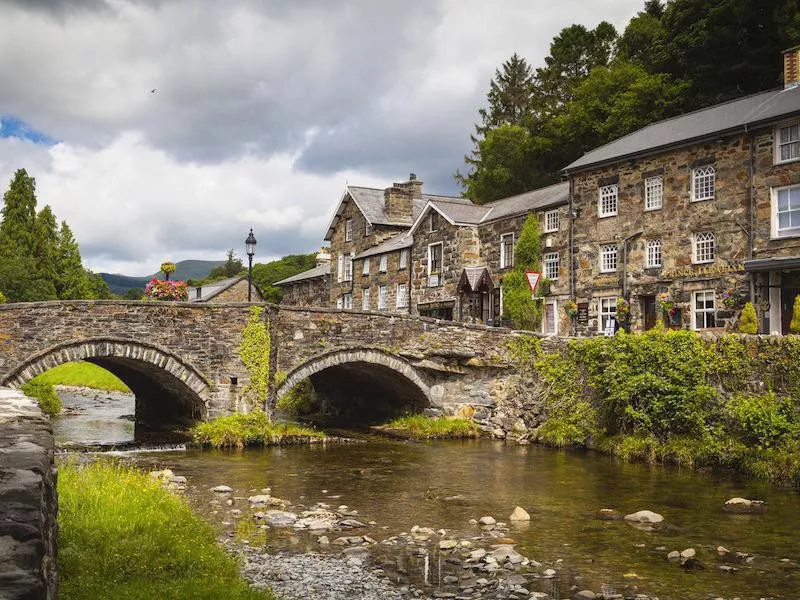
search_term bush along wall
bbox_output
[508,330,800,486]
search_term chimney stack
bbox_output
[316,247,331,267]
[784,45,800,89]
[384,173,423,224]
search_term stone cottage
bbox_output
[188,275,263,303]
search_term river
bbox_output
[54,388,800,599]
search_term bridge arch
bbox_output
[275,348,431,424]
[2,338,212,427]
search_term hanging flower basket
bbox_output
[145,278,188,301]
[721,288,745,310]
[563,300,578,319]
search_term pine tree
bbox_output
[55,221,92,299]
[30,206,59,300]
[476,53,535,135]
[0,169,37,255]
[501,214,543,330]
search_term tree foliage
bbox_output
[501,214,542,330]
[738,301,758,334]
[207,249,244,280]
[251,253,318,303]
[239,306,271,413]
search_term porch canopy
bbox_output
[457,267,494,295]
[744,256,800,272]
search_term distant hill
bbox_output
[100,259,225,296]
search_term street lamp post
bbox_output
[245,228,257,302]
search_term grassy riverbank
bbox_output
[192,410,325,448]
[512,330,800,486]
[58,460,273,600]
[29,361,130,392]
[375,414,480,439]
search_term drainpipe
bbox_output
[407,245,413,316]
[746,123,757,305]
[621,231,643,300]
[568,175,575,300]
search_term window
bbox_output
[337,254,343,282]
[336,296,342,309]
[544,210,560,233]
[543,301,558,336]
[599,297,617,333]
[645,176,663,210]
[693,232,715,264]
[362,258,370,276]
[500,233,514,269]
[345,218,353,242]
[362,288,370,310]
[543,252,559,280]
[600,244,618,273]
[598,184,618,217]
[775,185,800,238]
[342,293,352,310]
[646,239,662,268]
[399,249,408,269]
[427,243,443,287]
[429,211,439,232]
[777,122,800,163]
[692,165,715,201]
[378,285,388,310]
[693,290,716,329]
[379,254,388,272]
[343,252,353,281]
[396,283,407,308]
[365,222,373,236]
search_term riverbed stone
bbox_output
[680,548,696,559]
[574,591,597,600]
[248,494,270,505]
[723,497,766,513]
[439,539,458,550]
[509,506,530,521]
[624,510,664,524]
[264,510,297,527]
[478,516,496,526]
[211,485,233,493]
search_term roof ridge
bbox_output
[482,180,569,206]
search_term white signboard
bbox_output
[525,271,541,293]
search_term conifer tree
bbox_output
[31,205,59,300]
[501,214,543,330]
[55,221,92,299]
[476,53,535,135]
[0,169,37,255]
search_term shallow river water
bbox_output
[55,390,800,599]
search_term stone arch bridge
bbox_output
[0,301,528,428]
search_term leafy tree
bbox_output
[55,222,92,299]
[123,288,144,300]
[738,301,758,334]
[617,5,667,72]
[207,249,244,280]
[502,214,542,330]
[86,271,114,299]
[251,253,318,303]
[0,290,6,303]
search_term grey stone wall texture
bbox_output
[0,388,58,600]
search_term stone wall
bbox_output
[279,275,330,307]
[0,388,58,600]
[571,135,752,334]
[208,278,263,303]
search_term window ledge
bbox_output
[644,207,663,212]
[771,232,800,240]
[774,157,800,167]
[690,197,715,203]
[598,213,618,219]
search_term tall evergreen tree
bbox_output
[30,205,59,300]
[56,221,92,299]
[476,53,535,135]
[0,169,37,255]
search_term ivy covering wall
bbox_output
[239,306,271,413]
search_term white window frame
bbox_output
[378,285,388,310]
[771,184,800,238]
[396,283,407,308]
[342,293,352,310]
[599,244,618,273]
[379,254,388,272]
[646,239,662,268]
[693,231,715,264]
[427,242,443,287]
[692,290,716,330]
[598,184,618,218]
[342,252,353,281]
[775,121,800,164]
[365,221,373,236]
[399,248,408,269]
[644,176,663,211]
[598,297,618,333]
[544,210,560,233]
[337,254,343,283]
[543,252,559,280]
[500,233,514,269]
[691,165,715,202]
[362,257,370,276]
[362,288,370,311]
[336,296,343,309]
[345,218,353,242]
[543,300,558,336]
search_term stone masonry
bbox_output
[0,388,58,600]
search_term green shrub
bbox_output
[275,378,316,415]
[0,290,7,303]
[380,414,479,439]
[791,295,800,334]
[58,460,273,600]
[502,214,542,330]
[191,410,323,448]
[21,381,62,416]
[738,301,758,334]
[727,392,796,449]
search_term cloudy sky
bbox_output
[0,0,641,275]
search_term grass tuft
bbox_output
[21,380,63,416]
[191,410,325,448]
[29,361,130,392]
[378,414,480,439]
[58,460,273,600]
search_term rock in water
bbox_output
[723,497,766,513]
[478,516,496,526]
[509,506,530,521]
[210,485,233,493]
[623,509,664,524]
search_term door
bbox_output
[642,295,657,330]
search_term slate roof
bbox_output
[188,275,259,302]
[458,266,494,293]
[564,85,800,172]
[323,186,463,241]
[412,181,569,232]
[273,263,330,286]
[354,231,413,260]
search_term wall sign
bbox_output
[577,302,589,325]
[662,262,745,279]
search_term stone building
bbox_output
[273,249,331,307]
[188,275,263,303]
[563,48,800,335]
[408,183,569,329]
